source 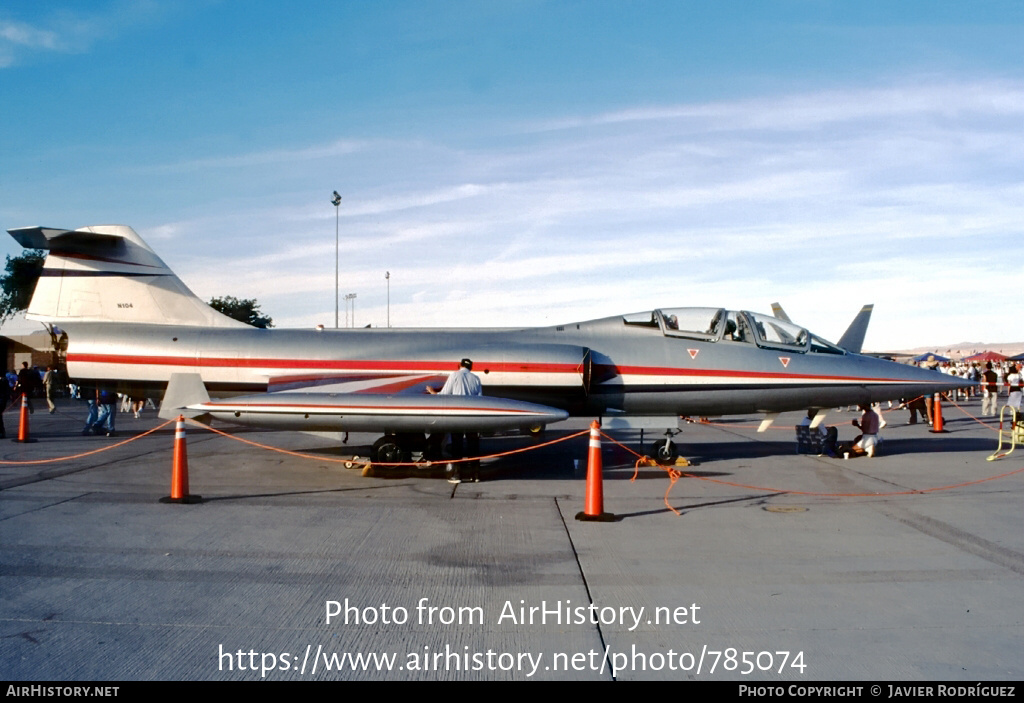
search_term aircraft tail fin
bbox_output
[837,304,874,354]
[7,225,249,328]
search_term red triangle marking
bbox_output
[688,349,699,360]
[779,356,790,368]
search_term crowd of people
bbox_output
[795,359,1022,460]
[923,359,1023,415]
[2,362,154,439]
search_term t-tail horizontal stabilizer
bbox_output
[7,225,248,328]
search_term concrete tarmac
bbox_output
[1,397,1021,681]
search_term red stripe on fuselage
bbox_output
[68,353,580,374]
[606,364,917,384]
[68,352,913,384]
[203,401,539,414]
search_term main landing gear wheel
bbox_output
[651,439,678,465]
[372,436,409,464]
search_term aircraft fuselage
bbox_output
[64,307,964,419]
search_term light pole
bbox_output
[385,271,390,328]
[331,191,341,329]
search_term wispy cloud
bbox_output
[532,81,1024,133]
[0,19,59,67]
[147,139,374,174]
[0,19,59,49]
[0,0,168,68]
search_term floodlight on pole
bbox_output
[385,271,390,328]
[344,293,357,328]
[331,191,341,329]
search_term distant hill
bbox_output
[876,342,1024,359]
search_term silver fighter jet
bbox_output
[9,225,972,462]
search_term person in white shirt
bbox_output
[428,358,483,483]
[1006,364,1022,412]
[431,358,482,397]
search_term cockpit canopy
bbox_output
[623,307,845,355]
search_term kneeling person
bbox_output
[851,404,881,458]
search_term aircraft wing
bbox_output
[159,372,568,434]
[189,392,568,433]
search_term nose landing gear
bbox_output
[650,437,678,465]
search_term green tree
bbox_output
[0,250,45,323]
[208,296,274,328]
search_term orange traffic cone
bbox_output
[160,416,202,504]
[13,394,35,443]
[575,420,616,522]
[929,393,948,434]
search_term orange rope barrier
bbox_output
[4,399,1016,513]
[599,431,685,514]
[696,400,905,431]
[0,418,176,465]
[689,394,1003,438]
[945,396,1001,431]
[185,419,589,467]
[598,429,1024,510]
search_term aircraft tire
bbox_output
[651,439,678,465]
[373,435,409,464]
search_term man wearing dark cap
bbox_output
[428,358,483,483]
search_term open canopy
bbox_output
[621,308,846,355]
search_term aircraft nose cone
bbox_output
[910,367,976,394]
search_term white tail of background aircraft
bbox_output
[9,225,247,329]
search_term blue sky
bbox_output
[1,1,1022,350]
